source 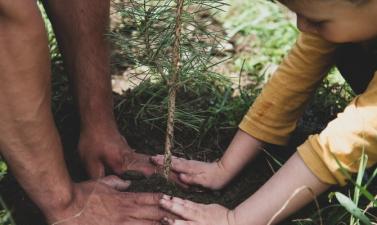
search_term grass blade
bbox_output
[335,192,372,225]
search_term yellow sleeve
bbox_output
[298,72,377,185]
[239,32,337,145]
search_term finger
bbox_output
[99,175,132,191]
[151,155,194,174]
[171,158,198,174]
[124,192,163,205]
[151,156,194,188]
[104,149,125,175]
[162,195,186,206]
[163,218,194,225]
[170,196,199,210]
[154,166,189,189]
[159,199,198,220]
[86,159,105,178]
[122,205,176,221]
[150,155,168,167]
[171,197,190,206]
[163,218,195,225]
[121,219,161,225]
[124,153,156,177]
[179,173,205,186]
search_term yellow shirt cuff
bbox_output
[239,116,290,145]
[298,135,348,186]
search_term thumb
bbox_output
[99,175,132,191]
[179,173,203,186]
[86,159,105,179]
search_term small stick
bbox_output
[163,0,184,179]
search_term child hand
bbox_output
[159,195,236,225]
[151,155,231,190]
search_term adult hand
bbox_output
[78,130,154,177]
[46,176,174,225]
[151,155,231,190]
[78,132,186,187]
[159,195,236,225]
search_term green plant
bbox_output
[38,2,61,61]
[332,151,377,225]
[110,0,230,172]
[217,0,298,78]
[0,160,14,225]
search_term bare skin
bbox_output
[152,130,262,190]
[51,176,173,225]
[282,0,377,43]
[0,0,175,224]
[160,195,234,225]
[40,0,162,179]
[152,0,377,224]
[159,153,329,225]
[153,131,329,224]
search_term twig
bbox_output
[363,194,377,217]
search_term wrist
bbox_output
[39,181,78,223]
[209,160,234,189]
[216,159,235,181]
[80,120,119,138]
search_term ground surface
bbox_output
[0,99,348,225]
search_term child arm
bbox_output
[160,72,377,225]
[159,152,330,225]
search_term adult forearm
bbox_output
[0,115,75,220]
[231,152,330,225]
[41,0,115,133]
[0,2,74,220]
[218,129,263,180]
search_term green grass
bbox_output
[0,160,14,225]
[217,0,298,76]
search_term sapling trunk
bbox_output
[163,0,184,179]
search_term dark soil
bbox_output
[0,98,269,225]
[0,97,353,225]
